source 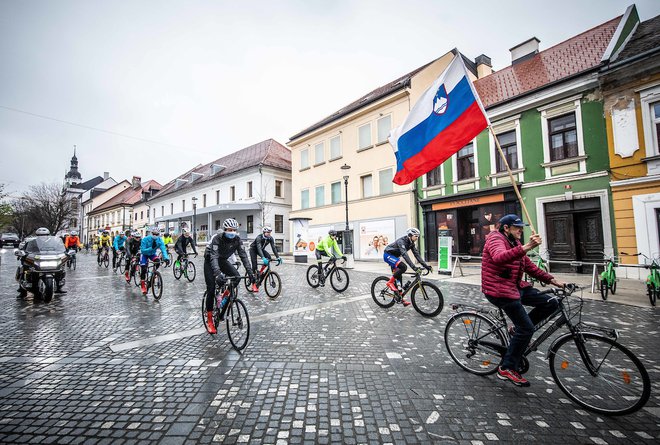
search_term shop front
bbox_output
[421,187,520,261]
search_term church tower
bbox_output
[64,145,83,187]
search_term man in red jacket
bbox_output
[481,214,565,387]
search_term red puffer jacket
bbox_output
[481,231,554,300]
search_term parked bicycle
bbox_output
[98,247,110,268]
[306,257,349,292]
[622,252,659,307]
[202,275,250,350]
[371,269,444,317]
[524,249,550,287]
[173,253,197,282]
[244,258,282,299]
[600,252,618,300]
[444,284,650,415]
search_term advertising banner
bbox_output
[359,220,395,260]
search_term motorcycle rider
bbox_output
[17,227,67,295]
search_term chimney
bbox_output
[475,54,493,78]
[510,37,540,65]
[103,171,109,180]
[132,176,142,189]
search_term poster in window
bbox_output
[359,220,395,259]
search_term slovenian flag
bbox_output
[389,54,489,185]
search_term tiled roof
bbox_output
[92,180,162,213]
[475,16,621,108]
[152,139,291,200]
[289,50,476,142]
[614,14,660,61]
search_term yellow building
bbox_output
[601,7,660,277]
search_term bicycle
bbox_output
[244,258,282,299]
[126,254,140,285]
[66,249,77,270]
[524,249,550,287]
[98,247,110,268]
[173,253,197,282]
[623,252,659,307]
[600,253,618,300]
[202,275,250,350]
[306,257,349,292]
[371,268,444,317]
[143,258,164,300]
[444,284,650,415]
[113,249,126,274]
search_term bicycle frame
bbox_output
[397,269,430,298]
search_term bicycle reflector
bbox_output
[622,372,631,385]
[561,360,569,370]
[463,319,472,325]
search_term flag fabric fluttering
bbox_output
[389,54,489,185]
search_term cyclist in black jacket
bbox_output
[248,226,282,292]
[203,218,255,334]
[383,228,432,306]
[174,229,198,263]
[124,231,142,281]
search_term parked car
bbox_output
[1,233,21,248]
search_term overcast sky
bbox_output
[1,0,657,197]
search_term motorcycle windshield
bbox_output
[25,236,66,255]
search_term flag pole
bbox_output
[488,125,537,234]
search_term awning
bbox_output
[155,202,261,223]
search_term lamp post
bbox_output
[191,196,198,241]
[340,163,352,263]
[340,164,351,232]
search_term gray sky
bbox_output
[1,0,658,197]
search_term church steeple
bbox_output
[65,145,82,186]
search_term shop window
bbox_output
[457,143,475,180]
[496,130,518,171]
[549,113,578,161]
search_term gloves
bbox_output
[215,273,226,285]
[263,258,269,266]
[248,273,256,284]
[425,265,432,272]
[342,255,347,261]
[277,257,283,265]
[165,259,171,267]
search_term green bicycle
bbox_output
[525,249,549,287]
[599,253,618,301]
[627,253,660,307]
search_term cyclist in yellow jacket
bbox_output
[97,231,112,264]
[315,230,346,286]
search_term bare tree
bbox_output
[0,183,13,231]
[12,182,74,236]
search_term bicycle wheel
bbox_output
[103,255,109,268]
[118,257,125,274]
[186,261,196,282]
[549,333,650,415]
[330,267,349,292]
[444,312,506,376]
[173,261,182,280]
[264,271,282,299]
[411,281,444,317]
[133,265,141,287]
[610,269,617,295]
[72,257,76,271]
[151,271,163,300]
[226,299,250,350]
[600,279,608,300]
[306,265,321,288]
[651,287,658,307]
[370,276,396,308]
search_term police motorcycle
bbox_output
[15,228,68,303]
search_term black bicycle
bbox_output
[371,269,443,317]
[113,249,126,274]
[306,256,349,292]
[173,253,197,282]
[66,248,77,270]
[244,259,282,299]
[444,284,650,415]
[98,247,110,268]
[143,258,164,300]
[202,275,250,351]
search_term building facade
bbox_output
[83,180,131,243]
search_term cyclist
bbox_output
[174,229,198,266]
[383,228,432,306]
[482,214,565,387]
[163,232,174,254]
[64,230,82,251]
[139,227,170,295]
[204,218,255,334]
[97,230,112,264]
[248,226,282,292]
[124,231,142,281]
[315,230,346,286]
[112,230,128,269]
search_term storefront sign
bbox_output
[432,193,504,211]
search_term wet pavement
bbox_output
[0,249,659,444]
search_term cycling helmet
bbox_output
[165,232,170,237]
[71,230,78,236]
[262,226,272,233]
[406,228,421,237]
[132,231,142,238]
[223,218,239,230]
[35,227,50,236]
[151,227,161,236]
[102,230,109,235]
[181,228,190,235]
[328,230,337,237]
[64,232,70,237]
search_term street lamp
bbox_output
[340,163,351,232]
[191,196,198,241]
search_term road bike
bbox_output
[98,247,110,268]
[306,256,349,292]
[143,258,164,300]
[244,258,282,299]
[66,249,77,270]
[202,275,250,350]
[126,254,140,285]
[371,268,444,317]
[600,253,618,300]
[173,253,197,282]
[524,249,550,287]
[444,284,650,415]
[113,249,126,274]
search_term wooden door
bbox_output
[546,213,576,272]
[576,211,604,268]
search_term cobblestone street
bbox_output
[0,249,659,444]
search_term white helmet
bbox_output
[223,218,239,230]
[151,227,161,236]
[262,226,272,233]
[70,230,78,236]
[406,227,420,237]
[36,227,50,236]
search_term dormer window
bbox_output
[211,164,226,175]
[175,178,188,189]
[190,172,204,182]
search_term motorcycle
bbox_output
[15,236,68,303]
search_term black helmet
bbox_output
[328,230,337,237]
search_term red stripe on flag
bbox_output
[393,102,487,185]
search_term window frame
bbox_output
[358,123,372,150]
[275,180,283,198]
[331,181,342,204]
[301,189,310,209]
[247,215,253,234]
[329,135,342,160]
[247,181,253,198]
[456,143,475,181]
[378,168,394,195]
[639,85,660,175]
[548,113,578,162]
[361,174,373,198]
[230,186,236,202]
[275,214,283,233]
[539,95,586,178]
[314,142,325,165]
[300,148,310,170]
[315,185,325,207]
[377,114,392,144]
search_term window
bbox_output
[275,214,283,233]
[170,203,173,215]
[314,142,324,164]
[230,186,235,201]
[549,113,578,161]
[426,166,443,187]
[202,194,207,207]
[182,199,186,212]
[358,123,372,149]
[134,212,138,221]
[496,130,518,172]
[275,180,283,198]
[652,102,660,152]
[247,181,253,198]
[331,181,342,204]
[301,189,310,209]
[275,239,284,252]
[216,190,220,205]
[361,174,373,198]
[315,185,325,207]
[330,135,341,159]
[140,211,144,220]
[301,148,309,169]
[147,209,150,218]
[379,169,393,195]
[377,115,392,144]
[161,206,164,217]
[457,143,475,180]
[247,215,253,234]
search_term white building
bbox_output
[148,139,292,252]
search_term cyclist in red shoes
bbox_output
[383,228,432,306]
